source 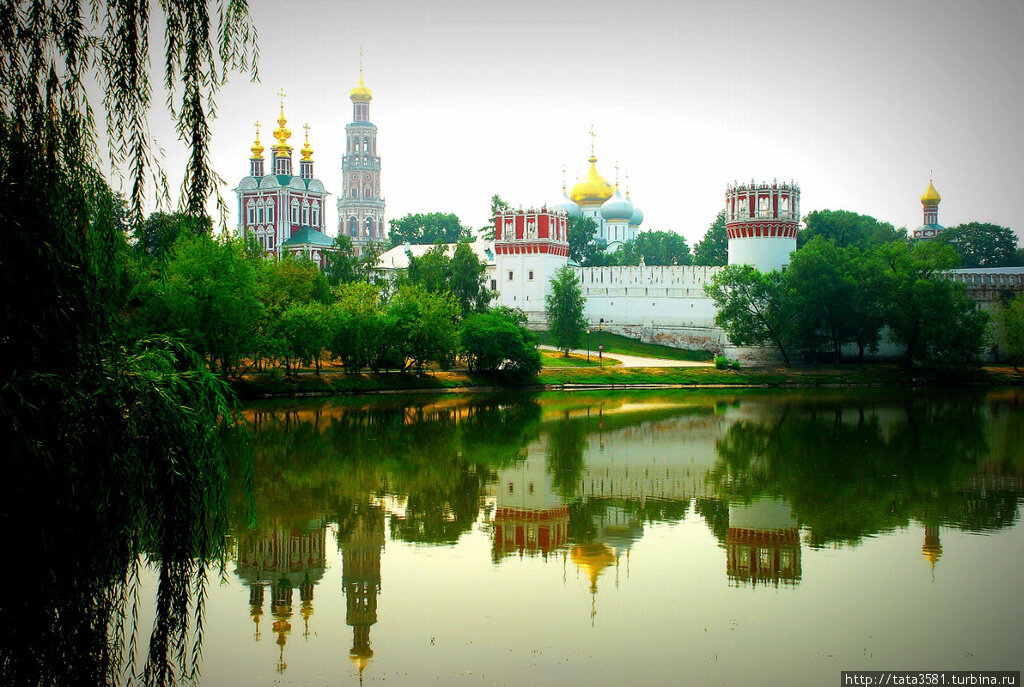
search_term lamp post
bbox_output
[586,329,591,361]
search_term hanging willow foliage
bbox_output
[0,1,256,685]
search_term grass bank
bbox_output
[534,330,713,362]
[229,364,1024,398]
[540,350,622,367]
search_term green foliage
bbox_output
[607,230,692,266]
[877,241,989,365]
[459,309,541,375]
[480,194,510,240]
[280,302,329,373]
[714,355,730,369]
[996,294,1024,369]
[327,282,385,372]
[800,209,905,249]
[386,285,460,371]
[545,266,588,356]
[567,215,599,264]
[693,210,728,266]
[324,234,381,286]
[705,265,793,365]
[133,211,212,258]
[388,212,471,247]
[937,222,1021,268]
[149,233,261,374]
[406,242,492,316]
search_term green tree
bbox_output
[388,212,471,246]
[878,241,989,365]
[937,222,1020,268]
[567,215,599,264]
[611,230,692,266]
[386,285,460,371]
[481,194,511,240]
[133,211,212,259]
[693,210,728,266]
[280,302,329,374]
[406,242,491,316]
[327,282,386,372]
[996,294,1024,369]
[153,233,261,374]
[459,309,541,375]
[324,234,381,286]
[800,209,905,249]
[705,265,794,365]
[545,266,587,356]
[0,0,257,683]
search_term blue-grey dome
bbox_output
[600,188,634,221]
[629,204,644,227]
[554,191,581,218]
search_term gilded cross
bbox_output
[254,120,261,137]
[277,88,286,114]
[303,122,310,142]
[589,124,595,155]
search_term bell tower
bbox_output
[338,53,386,257]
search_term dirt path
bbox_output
[538,345,713,368]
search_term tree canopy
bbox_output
[545,266,588,356]
[693,210,728,266]
[800,209,905,249]
[608,230,692,266]
[405,242,492,316]
[389,212,472,246]
[567,215,599,264]
[937,222,1021,268]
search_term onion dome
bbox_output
[626,190,643,226]
[554,189,581,217]
[570,156,615,206]
[300,124,313,161]
[250,121,264,159]
[921,179,941,206]
[272,101,292,155]
[350,71,373,103]
[601,187,634,221]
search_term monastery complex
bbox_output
[235,66,1024,360]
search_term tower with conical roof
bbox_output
[338,53,386,258]
[911,176,945,240]
[337,502,385,683]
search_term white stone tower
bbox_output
[338,57,386,257]
[725,179,800,272]
[493,208,570,321]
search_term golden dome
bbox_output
[250,121,264,159]
[272,100,292,154]
[921,179,941,206]
[350,71,373,103]
[570,156,615,206]
[300,123,313,161]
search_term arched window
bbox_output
[311,202,319,227]
[291,200,299,224]
[257,202,265,224]
[266,203,274,223]
[349,216,358,237]
[302,201,309,226]
[365,217,374,236]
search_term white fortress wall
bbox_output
[573,264,727,351]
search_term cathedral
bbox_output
[553,134,644,254]
[234,64,387,263]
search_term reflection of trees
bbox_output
[230,396,543,546]
[707,395,1019,547]
[546,413,589,500]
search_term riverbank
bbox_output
[229,364,1024,398]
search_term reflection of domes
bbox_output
[570,157,615,206]
[571,542,617,591]
[922,525,942,572]
[921,179,941,206]
[601,188,634,221]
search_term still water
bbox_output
[141,389,1024,686]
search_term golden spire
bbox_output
[561,164,567,193]
[300,122,313,161]
[625,171,631,199]
[588,123,595,157]
[614,160,620,189]
[250,120,264,159]
[272,89,292,153]
[921,172,941,206]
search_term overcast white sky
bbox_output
[134,0,1024,246]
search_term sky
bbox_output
[133,0,1024,247]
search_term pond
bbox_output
[137,389,1024,684]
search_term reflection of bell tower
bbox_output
[922,524,942,581]
[337,504,385,682]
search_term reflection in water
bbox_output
[222,390,1024,680]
